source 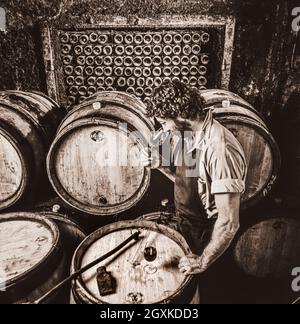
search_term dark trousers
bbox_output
[157,210,216,255]
[175,212,216,255]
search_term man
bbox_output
[144,80,247,275]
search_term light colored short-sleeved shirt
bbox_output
[198,110,247,217]
[174,109,247,219]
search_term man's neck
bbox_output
[190,119,205,133]
[182,119,205,151]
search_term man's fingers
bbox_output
[185,269,203,275]
[179,260,198,268]
[140,156,153,167]
[179,257,198,267]
[179,265,192,274]
[179,254,206,275]
[179,257,189,265]
[179,261,199,270]
[187,254,198,258]
[141,158,153,164]
[179,262,191,270]
[180,255,196,263]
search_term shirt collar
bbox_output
[186,108,214,153]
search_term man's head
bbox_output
[146,80,206,133]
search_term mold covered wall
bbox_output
[0,1,297,109]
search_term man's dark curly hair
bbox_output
[146,80,206,119]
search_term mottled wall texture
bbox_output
[0,0,299,200]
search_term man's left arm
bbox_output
[179,192,240,275]
[179,134,247,275]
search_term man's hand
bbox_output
[195,193,240,271]
[140,148,153,167]
[178,254,207,275]
[140,147,160,169]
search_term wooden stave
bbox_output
[71,283,199,304]
[217,115,281,209]
[41,212,87,245]
[211,104,267,129]
[42,212,87,304]
[78,91,149,116]
[30,90,63,111]
[0,100,46,173]
[199,89,264,119]
[58,103,153,148]
[47,117,151,216]
[28,212,87,304]
[48,92,154,216]
[0,212,65,304]
[0,123,31,210]
[57,91,154,135]
[70,220,197,304]
[15,254,67,304]
[0,109,39,210]
[233,217,300,279]
[0,91,66,145]
[0,91,65,210]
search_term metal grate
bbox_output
[42,16,235,109]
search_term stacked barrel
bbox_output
[200,89,281,209]
[0,91,86,304]
[47,91,154,216]
[0,91,66,210]
[0,85,287,304]
[0,211,86,304]
[70,218,200,304]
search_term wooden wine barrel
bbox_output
[41,212,87,257]
[43,211,87,265]
[70,220,199,304]
[0,91,65,210]
[200,89,264,118]
[58,91,153,134]
[47,92,154,216]
[199,89,281,209]
[234,217,300,278]
[0,212,65,304]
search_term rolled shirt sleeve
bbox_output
[206,140,247,195]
